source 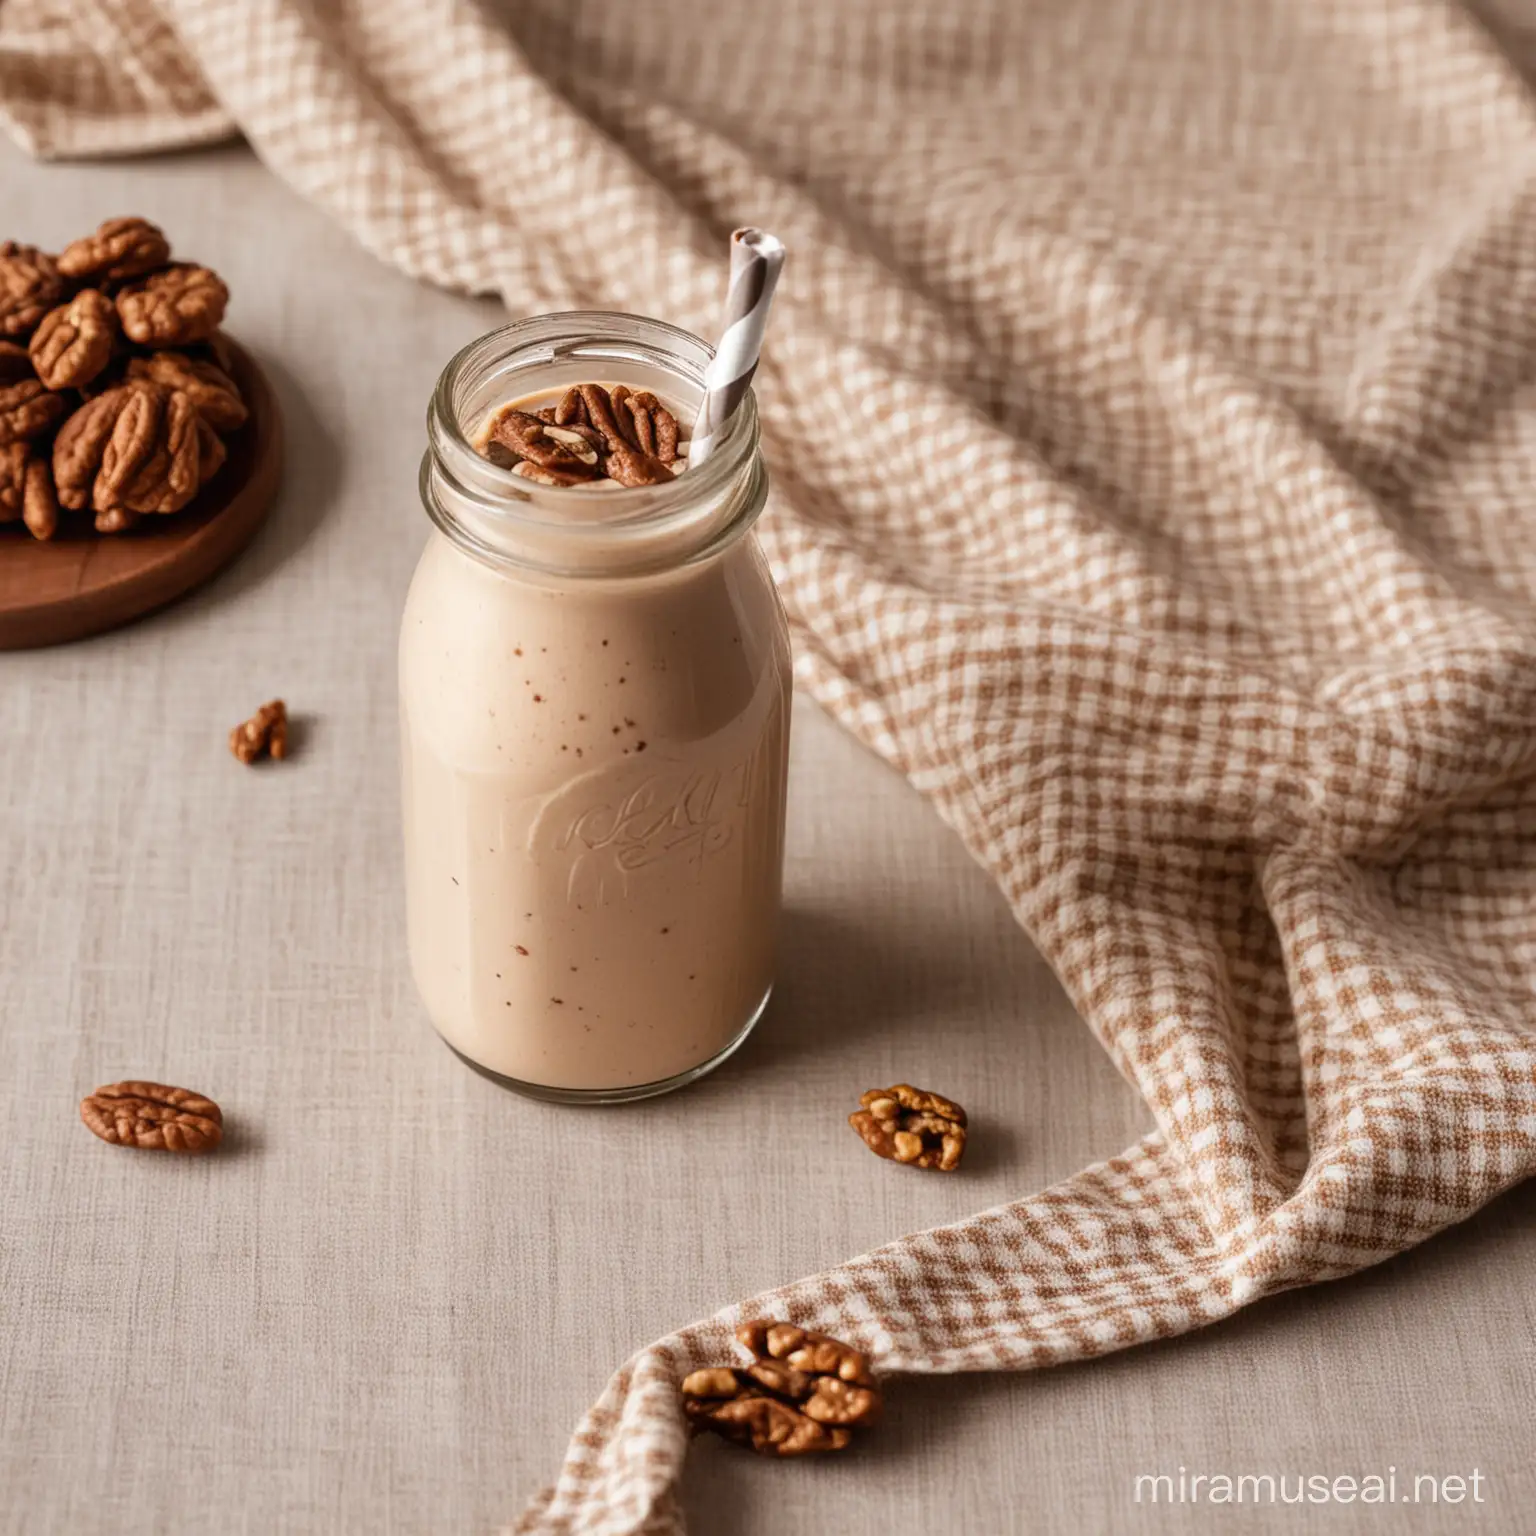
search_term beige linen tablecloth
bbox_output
[4,2,1536,1532]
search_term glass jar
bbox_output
[401,313,792,1103]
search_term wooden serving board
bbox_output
[0,337,283,650]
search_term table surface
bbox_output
[1,139,1532,1536]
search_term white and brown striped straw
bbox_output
[688,227,786,466]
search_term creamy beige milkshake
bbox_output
[401,315,791,1100]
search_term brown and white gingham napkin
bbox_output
[5,1,1536,1529]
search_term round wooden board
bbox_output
[0,337,283,650]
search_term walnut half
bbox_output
[127,350,247,433]
[850,1082,968,1171]
[29,288,118,390]
[0,440,58,539]
[80,1081,223,1153]
[53,381,202,517]
[57,216,171,285]
[0,242,64,340]
[0,377,69,446]
[116,263,228,347]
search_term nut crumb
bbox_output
[229,699,288,764]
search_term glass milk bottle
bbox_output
[400,313,791,1102]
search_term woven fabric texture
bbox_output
[4,1,1535,1530]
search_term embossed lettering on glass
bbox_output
[400,313,792,1102]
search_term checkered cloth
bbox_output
[6,0,1536,1529]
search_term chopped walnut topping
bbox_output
[543,423,602,460]
[602,441,678,487]
[606,385,681,463]
[478,383,687,488]
[850,1083,968,1171]
[485,407,600,478]
[511,460,598,488]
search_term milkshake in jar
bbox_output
[401,313,791,1102]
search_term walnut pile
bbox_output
[79,1081,224,1153]
[0,217,241,541]
[850,1082,968,1171]
[476,383,688,489]
[230,699,289,764]
[681,1321,882,1457]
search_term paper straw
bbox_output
[689,227,786,466]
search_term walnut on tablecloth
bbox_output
[80,1081,224,1153]
[849,1082,968,1171]
[681,1321,882,1457]
[230,699,289,764]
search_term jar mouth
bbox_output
[423,311,765,579]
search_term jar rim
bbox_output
[422,311,766,579]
